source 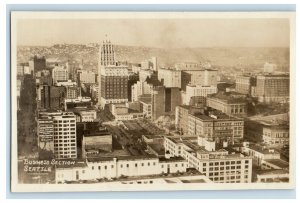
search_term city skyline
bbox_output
[11,11,294,192]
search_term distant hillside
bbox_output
[17,44,289,70]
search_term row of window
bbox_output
[204,160,248,167]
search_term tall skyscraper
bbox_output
[38,111,77,159]
[99,40,116,66]
[98,40,129,108]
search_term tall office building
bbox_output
[98,40,128,108]
[52,112,77,159]
[235,75,256,95]
[52,65,68,85]
[100,66,128,107]
[152,86,165,120]
[255,74,289,103]
[38,111,77,159]
[165,87,181,113]
[99,40,116,66]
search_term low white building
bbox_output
[241,145,280,167]
[164,136,252,183]
[184,85,217,105]
[55,156,188,182]
[111,103,144,121]
[256,169,289,183]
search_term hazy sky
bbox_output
[16,18,290,48]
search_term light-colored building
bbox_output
[111,103,144,121]
[184,85,217,105]
[132,65,141,74]
[262,125,289,146]
[256,169,289,183]
[141,57,158,71]
[181,69,218,91]
[38,111,77,159]
[188,112,244,143]
[55,156,188,182]
[78,110,97,122]
[158,68,181,88]
[164,136,252,183]
[56,80,77,87]
[175,62,201,70]
[37,114,54,152]
[52,65,68,84]
[131,81,153,102]
[241,145,280,167]
[79,70,96,84]
[235,75,255,95]
[175,105,204,135]
[264,62,277,73]
[139,96,152,119]
[255,74,289,103]
[206,94,247,116]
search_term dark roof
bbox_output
[159,156,186,162]
[192,113,214,121]
[139,96,152,104]
[264,159,289,169]
[83,130,111,137]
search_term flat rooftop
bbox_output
[248,145,279,155]
[264,159,289,169]
[256,169,289,175]
[166,136,197,144]
[87,155,158,163]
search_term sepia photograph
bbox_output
[10,11,295,192]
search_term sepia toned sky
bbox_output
[16,18,290,48]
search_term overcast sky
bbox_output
[16,18,290,48]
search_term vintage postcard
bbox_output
[11,11,295,192]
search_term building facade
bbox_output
[175,105,204,135]
[188,113,244,142]
[206,95,247,117]
[262,125,289,146]
[164,137,252,183]
[52,65,68,84]
[55,156,188,182]
[235,75,255,95]
[255,74,289,103]
[158,68,181,88]
[38,111,77,159]
[100,65,129,107]
[181,69,218,91]
[184,85,217,105]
